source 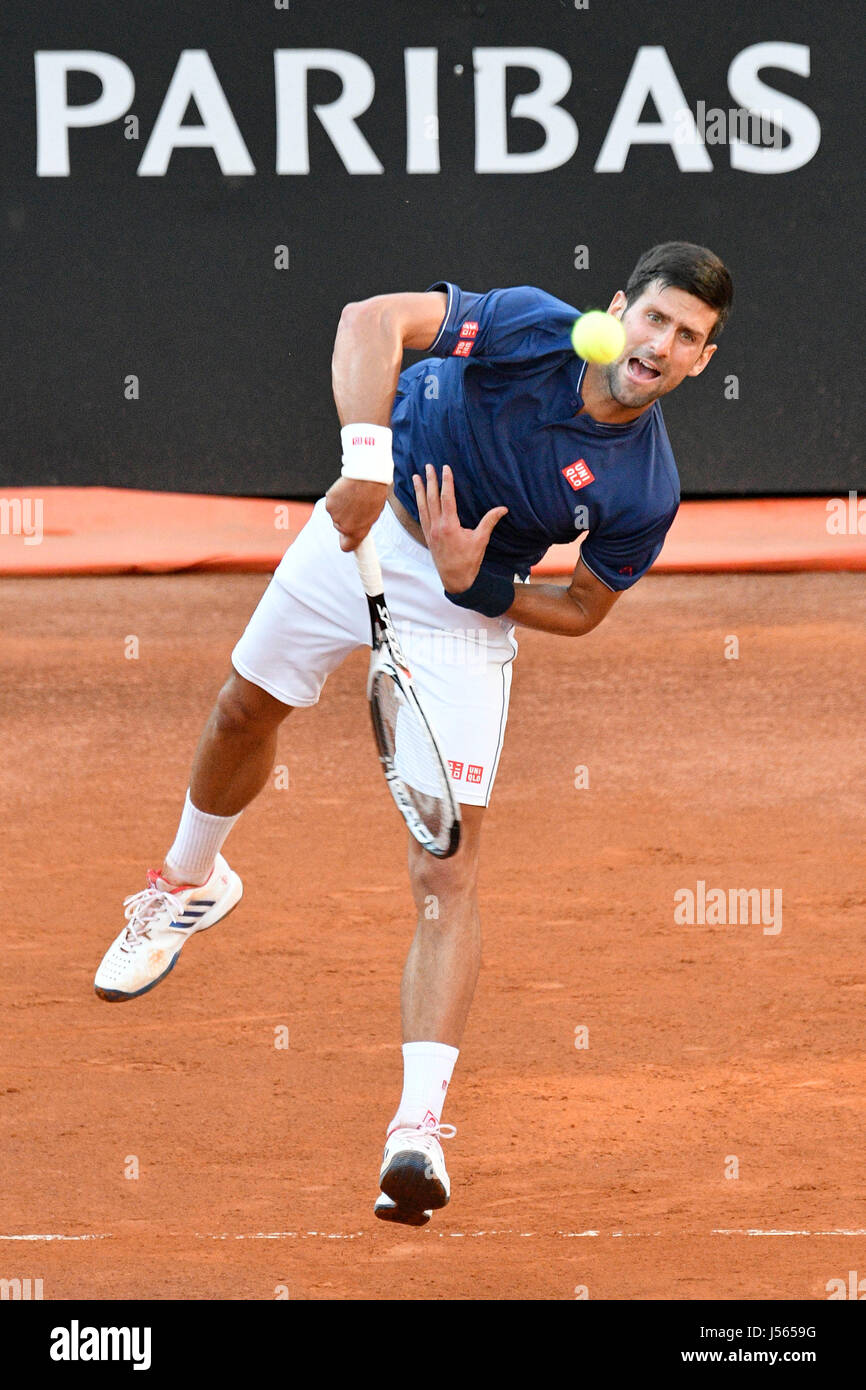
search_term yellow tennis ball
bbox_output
[571,311,626,365]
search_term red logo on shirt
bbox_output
[618,565,634,575]
[459,320,479,339]
[452,340,472,357]
[466,764,484,784]
[448,760,464,780]
[562,459,595,491]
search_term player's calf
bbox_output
[185,671,292,818]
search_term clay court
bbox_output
[2,567,864,1300]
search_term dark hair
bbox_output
[625,242,733,342]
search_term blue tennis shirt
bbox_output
[390,281,680,591]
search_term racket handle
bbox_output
[354,533,384,598]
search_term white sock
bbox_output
[389,1041,459,1132]
[163,789,242,886]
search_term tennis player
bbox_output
[94,241,733,1225]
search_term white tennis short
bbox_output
[231,498,519,807]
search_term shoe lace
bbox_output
[121,870,186,947]
[391,1121,457,1148]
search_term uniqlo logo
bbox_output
[459,320,479,339]
[562,458,595,491]
[619,565,634,575]
[466,764,483,784]
[448,760,464,780]
[452,340,472,357]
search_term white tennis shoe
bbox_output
[94,854,242,1001]
[377,1120,456,1217]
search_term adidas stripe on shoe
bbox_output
[94,853,242,1001]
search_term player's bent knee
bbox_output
[213,671,292,736]
[409,847,479,910]
[408,804,483,906]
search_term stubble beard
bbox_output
[601,359,663,410]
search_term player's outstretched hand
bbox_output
[325,476,389,552]
[413,464,508,593]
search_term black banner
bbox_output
[7,1298,866,1367]
[2,0,862,497]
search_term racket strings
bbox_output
[372,671,452,848]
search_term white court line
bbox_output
[0,1234,113,1242]
[713,1228,866,1237]
[3,1229,866,1242]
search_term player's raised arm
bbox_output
[325,291,447,551]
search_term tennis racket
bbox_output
[353,534,461,859]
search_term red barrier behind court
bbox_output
[1,487,864,576]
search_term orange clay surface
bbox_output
[1,570,865,1300]
[2,488,866,576]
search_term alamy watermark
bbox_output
[826,1270,866,1299]
[1,1276,44,1300]
[674,880,782,935]
[50,1321,152,1370]
[825,492,866,535]
[673,103,783,149]
[0,496,43,545]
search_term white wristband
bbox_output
[340,423,394,485]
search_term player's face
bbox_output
[600,284,719,409]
